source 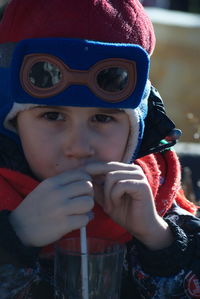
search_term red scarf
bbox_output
[0,151,197,249]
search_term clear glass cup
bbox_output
[54,238,125,299]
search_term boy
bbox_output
[0,0,199,298]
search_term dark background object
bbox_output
[142,0,200,13]
[169,0,189,11]
[176,143,200,205]
[0,1,8,20]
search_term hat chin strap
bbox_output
[4,103,39,133]
[122,109,140,164]
[122,80,151,163]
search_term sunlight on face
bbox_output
[17,106,130,180]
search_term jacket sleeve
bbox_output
[0,210,48,299]
[127,204,200,298]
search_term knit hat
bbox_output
[0,0,155,53]
[0,0,155,162]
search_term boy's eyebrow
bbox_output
[31,106,125,114]
[31,105,64,110]
[96,108,125,114]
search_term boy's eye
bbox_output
[93,114,113,123]
[42,112,64,121]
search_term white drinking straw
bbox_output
[80,226,89,299]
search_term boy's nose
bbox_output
[63,127,95,159]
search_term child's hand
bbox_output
[9,170,94,247]
[85,162,173,250]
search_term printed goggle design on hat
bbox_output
[0,38,150,111]
[20,54,136,103]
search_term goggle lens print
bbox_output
[20,54,137,103]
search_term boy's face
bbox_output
[17,106,130,180]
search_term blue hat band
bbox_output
[0,38,149,109]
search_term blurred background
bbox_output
[140,0,200,204]
[140,0,200,143]
[142,0,200,13]
[0,0,200,204]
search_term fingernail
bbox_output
[87,211,94,221]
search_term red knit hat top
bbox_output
[0,0,155,55]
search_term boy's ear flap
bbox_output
[137,85,182,158]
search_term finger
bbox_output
[61,214,91,235]
[85,161,139,176]
[104,170,145,202]
[108,179,152,210]
[55,179,94,199]
[63,196,94,215]
[44,169,92,188]
[104,179,142,213]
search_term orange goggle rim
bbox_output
[20,54,137,103]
